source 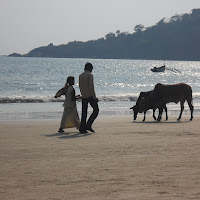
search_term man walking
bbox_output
[79,62,99,134]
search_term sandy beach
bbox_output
[0,115,200,200]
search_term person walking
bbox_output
[79,62,99,134]
[55,76,81,133]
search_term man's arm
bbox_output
[88,74,97,99]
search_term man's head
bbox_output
[84,62,93,72]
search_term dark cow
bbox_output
[130,90,168,121]
[139,83,194,121]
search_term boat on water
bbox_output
[151,65,165,72]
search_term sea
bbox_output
[1,56,200,121]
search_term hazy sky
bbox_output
[0,0,200,55]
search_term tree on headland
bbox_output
[116,30,120,36]
[105,32,116,40]
[134,24,145,33]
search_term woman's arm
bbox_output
[55,87,65,98]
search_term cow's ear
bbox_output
[130,105,136,110]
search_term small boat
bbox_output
[151,65,165,72]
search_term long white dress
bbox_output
[59,86,80,129]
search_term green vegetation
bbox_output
[9,9,200,61]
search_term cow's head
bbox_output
[130,105,139,120]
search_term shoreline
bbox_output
[0,116,200,199]
[0,114,198,123]
[0,112,198,122]
[0,101,199,122]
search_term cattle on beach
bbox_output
[139,83,194,121]
[130,90,168,121]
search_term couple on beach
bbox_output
[55,62,99,134]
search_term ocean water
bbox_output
[0,56,200,121]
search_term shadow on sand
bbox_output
[133,120,191,124]
[44,131,94,139]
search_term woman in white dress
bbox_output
[55,76,81,133]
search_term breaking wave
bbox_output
[0,94,139,103]
[1,93,200,104]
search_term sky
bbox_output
[0,0,200,55]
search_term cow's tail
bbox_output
[188,85,194,120]
[190,86,193,106]
[186,85,194,112]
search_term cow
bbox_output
[130,90,168,121]
[139,83,194,121]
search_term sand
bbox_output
[0,115,200,200]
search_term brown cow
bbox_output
[139,83,194,121]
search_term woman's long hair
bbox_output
[64,76,74,92]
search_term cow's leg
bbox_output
[143,111,146,121]
[157,108,163,122]
[177,100,185,121]
[164,105,168,120]
[153,109,157,120]
[187,100,194,121]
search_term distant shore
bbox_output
[7,9,200,62]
